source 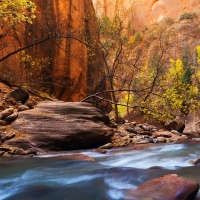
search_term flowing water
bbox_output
[0,143,200,200]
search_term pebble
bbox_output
[4,112,18,123]
[1,108,14,117]
[98,143,113,149]
[17,105,29,112]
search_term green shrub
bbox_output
[179,13,197,21]
[134,32,142,44]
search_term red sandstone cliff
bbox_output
[0,0,104,101]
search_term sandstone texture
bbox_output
[0,0,105,102]
[93,0,200,30]
[183,111,200,137]
[128,174,199,200]
[7,101,113,151]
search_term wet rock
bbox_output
[0,120,6,126]
[5,133,15,140]
[95,149,107,154]
[128,174,199,200]
[55,154,95,162]
[156,137,166,143]
[4,112,18,123]
[148,166,163,170]
[28,147,37,155]
[17,105,29,112]
[10,88,29,103]
[1,108,14,117]
[98,143,113,149]
[0,151,5,156]
[188,157,200,165]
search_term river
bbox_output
[0,143,200,200]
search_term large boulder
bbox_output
[6,101,113,151]
[153,131,180,141]
[183,111,200,137]
[165,116,185,132]
[128,174,199,200]
[10,88,29,103]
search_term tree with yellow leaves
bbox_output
[0,0,36,26]
[0,0,36,62]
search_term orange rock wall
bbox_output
[0,0,104,101]
[93,0,200,30]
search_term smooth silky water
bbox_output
[0,143,200,200]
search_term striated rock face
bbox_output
[93,0,200,30]
[0,0,104,101]
[7,101,113,151]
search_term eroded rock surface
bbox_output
[183,111,200,137]
[93,0,200,30]
[8,101,113,151]
[128,174,199,200]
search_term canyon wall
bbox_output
[93,0,200,30]
[0,0,104,101]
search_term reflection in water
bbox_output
[0,143,199,200]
